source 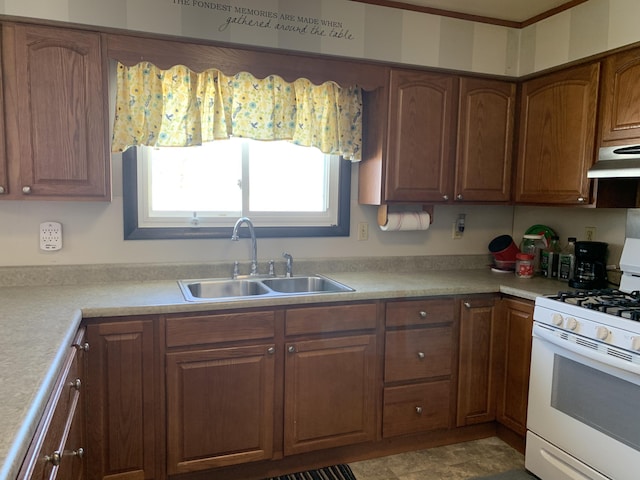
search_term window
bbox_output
[122,139,351,240]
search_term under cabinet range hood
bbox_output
[588,145,640,178]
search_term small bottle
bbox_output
[516,253,535,278]
[558,237,577,282]
[540,235,561,278]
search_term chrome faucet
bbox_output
[231,217,258,275]
[283,252,293,277]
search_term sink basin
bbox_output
[261,276,354,294]
[178,275,353,302]
[179,279,270,300]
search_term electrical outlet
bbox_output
[452,221,463,240]
[40,221,62,251]
[585,226,596,241]
[357,222,369,241]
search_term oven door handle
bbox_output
[533,323,640,375]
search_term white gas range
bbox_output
[526,238,640,480]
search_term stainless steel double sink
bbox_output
[178,275,354,302]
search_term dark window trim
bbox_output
[122,148,352,240]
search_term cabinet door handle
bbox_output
[72,447,85,459]
[22,186,32,194]
[73,342,90,352]
[0,186,5,194]
[288,345,296,353]
[464,301,471,308]
[69,378,82,391]
[442,194,449,200]
[418,311,427,319]
[577,197,586,203]
[415,406,423,415]
[45,451,61,466]
[456,194,463,200]
[267,347,275,355]
[417,351,425,359]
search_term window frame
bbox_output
[121,147,352,240]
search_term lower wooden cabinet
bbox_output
[84,318,162,480]
[166,344,276,474]
[382,298,456,438]
[456,296,498,426]
[496,297,534,436]
[19,329,87,480]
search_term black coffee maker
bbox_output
[569,241,608,289]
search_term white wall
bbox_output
[0,0,635,267]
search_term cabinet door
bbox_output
[455,77,515,202]
[2,23,110,200]
[166,344,276,475]
[385,69,457,202]
[0,45,6,197]
[496,298,534,436]
[515,62,599,205]
[457,296,497,426]
[600,47,640,146]
[284,334,377,455]
[85,319,161,480]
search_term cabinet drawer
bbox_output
[166,311,275,348]
[386,299,454,327]
[383,381,451,437]
[20,329,85,479]
[285,303,376,336]
[385,326,453,382]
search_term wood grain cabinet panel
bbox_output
[2,23,110,200]
[457,296,498,426]
[455,77,515,203]
[600,47,640,146]
[496,297,534,437]
[84,319,161,480]
[515,62,599,205]
[284,334,377,455]
[166,344,276,474]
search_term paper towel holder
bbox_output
[377,204,434,227]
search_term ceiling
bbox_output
[354,0,583,25]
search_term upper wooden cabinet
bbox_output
[359,69,515,205]
[515,62,600,205]
[1,23,110,200]
[360,68,458,204]
[600,47,640,146]
[455,77,515,203]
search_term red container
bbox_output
[488,235,519,262]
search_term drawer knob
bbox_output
[415,406,423,415]
[22,186,32,194]
[463,301,471,308]
[45,451,61,466]
[72,447,85,459]
[417,352,425,359]
[288,345,296,353]
[0,186,5,194]
[418,311,427,319]
[73,342,90,352]
[577,197,586,203]
[267,347,275,355]
[70,378,82,391]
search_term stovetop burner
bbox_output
[550,288,640,320]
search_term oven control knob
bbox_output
[566,317,578,331]
[552,313,564,326]
[596,326,610,340]
[632,337,640,352]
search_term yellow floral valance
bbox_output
[111,62,363,161]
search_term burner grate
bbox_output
[550,289,640,321]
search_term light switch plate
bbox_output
[40,222,62,251]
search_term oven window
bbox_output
[551,355,640,451]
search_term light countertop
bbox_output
[0,267,566,480]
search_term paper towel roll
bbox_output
[379,211,431,231]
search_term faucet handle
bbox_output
[268,260,275,277]
[283,252,293,277]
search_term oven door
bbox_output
[526,322,640,480]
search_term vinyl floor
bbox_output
[348,437,526,480]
